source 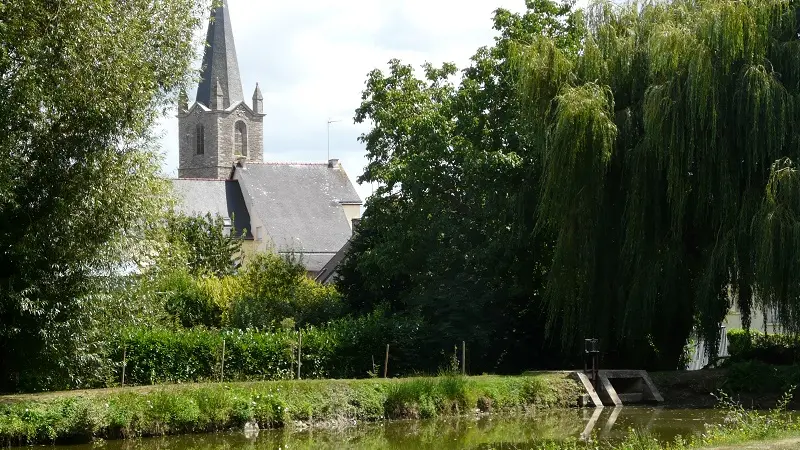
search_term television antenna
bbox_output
[327,118,342,161]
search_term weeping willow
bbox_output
[512,0,800,368]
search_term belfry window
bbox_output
[235,121,247,156]
[196,124,205,155]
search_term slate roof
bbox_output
[235,162,362,267]
[170,179,253,238]
[195,0,244,109]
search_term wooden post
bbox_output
[297,330,302,380]
[220,338,226,383]
[384,344,390,378]
[462,341,466,375]
[121,345,127,387]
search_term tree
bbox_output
[164,212,246,277]
[229,253,343,330]
[0,0,210,392]
[338,1,583,373]
[511,0,800,368]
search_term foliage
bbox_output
[727,328,800,366]
[0,374,577,446]
[109,311,422,385]
[229,253,343,330]
[0,0,211,393]
[159,212,246,277]
[338,0,582,374]
[157,269,228,329]
[721,360,800,393]
[692,388,800,447]
[510,0,800,368]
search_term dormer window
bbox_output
[196,124,205,155]
[235,121,247,156]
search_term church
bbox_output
[171,0,362,278]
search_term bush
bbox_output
[727,329,800,365]
[158,269,225,329]
[229,253,343,330]
[109,311,424,386]
[153,253,344,331]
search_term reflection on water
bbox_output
[46,408,730,450]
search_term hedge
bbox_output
[108,312,425,386]
[727,328,800,365]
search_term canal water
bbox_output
[53,407,731,449]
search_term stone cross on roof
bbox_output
[195,0,244,109]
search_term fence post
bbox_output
[220,338,226,383]
[462,341,466,375]
[384,344,390,378]
[297,330,302,380]
[121,345,127,387]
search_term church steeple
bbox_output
[177,0,264,179]
[195,0,244,109]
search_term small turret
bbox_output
[178,87,189,114]
[211,78,224,110]
[252,83,264,114]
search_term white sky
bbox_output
[155,0,549,202]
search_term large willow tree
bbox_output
[512,0,800,367]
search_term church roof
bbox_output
[195,0,244,109]
[170,179,253,239]
[235,162,362,262]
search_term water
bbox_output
[51,407,731,450]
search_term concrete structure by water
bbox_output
[573,370,664,407]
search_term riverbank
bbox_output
[651,364,800,409]
[0,373,581,446]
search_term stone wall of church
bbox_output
[178,108,223,179]
[216,104,263,163]
[178,103,263,179]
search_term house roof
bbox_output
[281,252,339,273]
[170,179,253,238]
[314,239,352,284]
[235,162,362,259]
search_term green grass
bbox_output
[0,373,581,446]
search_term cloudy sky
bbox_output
[156,0,545,202]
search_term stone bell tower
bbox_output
[177,0,264,179]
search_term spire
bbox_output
[195,0,244,109]
[252,83,263,114]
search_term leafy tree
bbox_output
[511,0,800,367]
[230,253,343,330]
[338,1,582,373]
[0,0,210,392]
[162,212,246,277]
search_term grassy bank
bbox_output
[651,362,800,409]
[0,373,581,446]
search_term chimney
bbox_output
[328,158,340,168]
[351,218,361,232]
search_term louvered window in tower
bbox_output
[196,124,205,155]
[235,121,247,156]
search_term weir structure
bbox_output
[572,369,664,407]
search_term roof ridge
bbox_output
[246,161,329,166]
[170,177,230,181]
